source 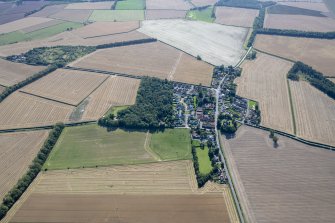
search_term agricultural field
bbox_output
[28,4,67,18]
[65,2,114,10]
[215,6,259,28]
[89,10,145,21]
[0,86,5,94]
[0,130,49,201]
[277,2,329,13]
[0,17,54,34]
[192,0,218,7]
[71,21,139,38]
[324,0,335,15]
[115,0,145,10]
[0,59,45,87]
[254,35,335,77]
[186,6,215,23]
[139,20,248,66]
[77,76,140,121]
[290,80,335,146]
[235,53,294,133]
[220,126,335,223]
[145,10,187,20]
[69,41,214,86]
[264,14,335,32]
[21,19,63,33]
[196,146,213,175]
[49,9,93,23]
[21,69,109,106]
[146,0,193,10]
[0,92,74,130]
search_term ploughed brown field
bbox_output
[0,59,45,87]
[20,69,109,106]
[235,53,294,133]
[254,35,335,77]
[220,126,335,223]
[27,4,67,18]
[145,10,187,20]
[70,41,214,86]
[0,131,49,201]
[0,17,53,34]
[215,6,259,28]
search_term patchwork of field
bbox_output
[21,69,108,106]
[0,59,45,87]
[145,10,187,20]
[235,53,294,133]
[254,35,335,77]
[70,41,214,86]
[220,126,335,223]
[0,17,53,34]
[28,4,67,18]
[0,92,74,130]
[0,131,49,201]
[264,14,335,32]
[192,0,218,7]
[65,2,114,10]
[89,9,145,21]
[20,19,63,33]
[146,0,193,10]
[79,76,140,121]
[49,9,93,23]
[71,21,139,38]
[215,6,259,28]
[290,81,335,146]
[139,20,248,66]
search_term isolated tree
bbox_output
[196,55,202,60]
[273,135,279,146]
[269,129,275,138]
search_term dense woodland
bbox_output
[99,77,174,129]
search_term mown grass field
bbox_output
[0,22,82,45]
[150,128,192,161]
[186,6,214,22]
[89,10,145,21]
[105,105,130,117]
[196,146,213,175]
[115,0,145,10]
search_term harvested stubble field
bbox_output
[0,59,45,86]
[289,80,335,146]
[0,17,54,34]
[89,9,145,22]
[0,30,150,57]
[235,53,294,133]
[0,92,74,130]
[21,69,109,106]
[28,4,67,18]
[146,0,193,10]
[71,21,139,38]
[145,10,187,20]
[254,35,335,77]
[0,130,49,201]
[215,6,259,28]
[20,19,64,33]
[0,85,5,93]
[49,9,93,23]
[264,14,335,32]
[220,126,335,223]
[192,0,218,7]
[70,41,214,86]
[79,76,140,121]
[65,2,114,10]
[139,20,248,66]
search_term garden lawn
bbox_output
[196,146,212,175]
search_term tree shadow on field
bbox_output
[222,132,236,140]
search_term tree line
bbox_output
[0,123,64,220]
[288,61,335,100]
[99,77,174,130]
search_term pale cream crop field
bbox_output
[21,69,109,106]
[235,53,294,133]
[139,19,248,66]
[290,80,335,146]
[0,59,45,86]
[215,6,259,28]
[70,41,214,86]
[145,10,187,20]
[254,35,335,77]
[220,126,335,223]
[65,2,114,10]
[146,0,192,10]
[0,92,74,130]
[0,17,54,34]
[0,130,49,201]
[80,76,140,121]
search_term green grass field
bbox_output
[248,100,257,110]
[44,124,155,170]
[196,146,213,175]
[115,0,145,10]
[0,22,82,46]
[186,6,215,23]
[105,105,129,117]
[150,128,192,161]
[89,10,145,21]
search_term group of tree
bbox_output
[288,61,335,100]
[99,77,174,129]
[96,38,156,49]
[0,123,64,220]
[258,28,335,39]
[217,113,238,134]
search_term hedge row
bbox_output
[0,123,64,220]
[96,38,156,49]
